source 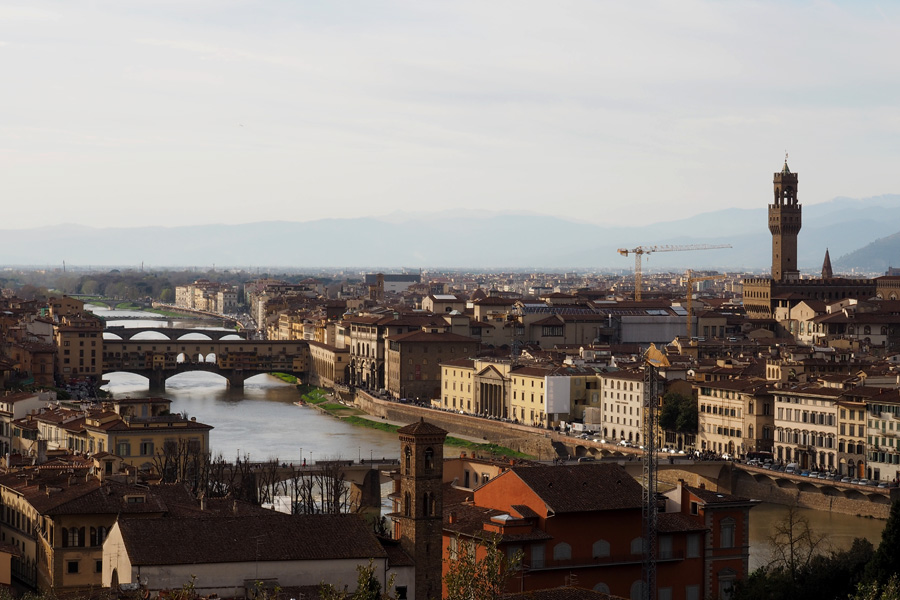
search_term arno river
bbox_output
[91,305,888,570]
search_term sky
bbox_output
[2,1,899,230]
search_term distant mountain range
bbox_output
[2,194,899,272]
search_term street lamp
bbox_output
[358,446,361,464]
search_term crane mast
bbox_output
[617,244,731,301]
[685,269,727,339]
[641,344,669,600]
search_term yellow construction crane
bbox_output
[684,269,727,339]
[617,244,731,301]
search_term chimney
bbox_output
[449,512,457,524]
[200,497,207,511]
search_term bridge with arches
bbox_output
[102,338,309,390]
[104,325,252,341]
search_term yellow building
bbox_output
[12,398,212,472]
[509,367,548,428]
[0,461,169,592]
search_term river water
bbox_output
[91,305,888,567]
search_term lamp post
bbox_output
[358,446,361,464]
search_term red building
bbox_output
[442,462,754,600]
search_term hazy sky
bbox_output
[2,1,899,230]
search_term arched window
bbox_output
[553,542,571,561]
[630,580,644,600]
[404,492,411,517]
[630,537,643,555]
[592,539,610,558]
[404,446,412,474]
[864,326,872,335]
[424,447,434,472]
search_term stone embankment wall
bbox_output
[353,392,558,458]
[353,391,899,518]
[730,466,900,519]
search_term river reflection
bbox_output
[747,501,887,571]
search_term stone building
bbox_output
[391,419,447,600]
[742,161,877,319]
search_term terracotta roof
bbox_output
[397,418,447,437]
[503,587,621,600]
[118,514,386,565]
[507,463,643,514]
[684,485,754,506]
[657,512,708,533]
[386,330,477,344]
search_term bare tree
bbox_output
[287,459,352,515]
[768,503,829,581]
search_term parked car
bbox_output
[577,456,596,463]
[841,477,851,483]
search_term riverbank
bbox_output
[299,385,530,458]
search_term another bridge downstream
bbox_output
[102,337,309,390]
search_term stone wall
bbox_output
[354,392,557,459]
[731,467,899,519]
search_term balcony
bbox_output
[525,550,684,571]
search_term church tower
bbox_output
[769,158,802,282]
[396,418,447,600]
[822,248,833,280]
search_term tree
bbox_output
[320,559,396,600]
[767,503,828,580]
[865,499,900,587]
[659,392,697,434]
[733,506,873,600]
[443,535,521,600]
[854,576,900,600]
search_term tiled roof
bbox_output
[509,463,643,514]
[657,512,708,533]
[386,331,477,343]
[503,586,621,600]
[684,485,753,505]
[397,418,447,437]
[118,514,386,565]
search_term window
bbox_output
[553,542,571,561]
[720,518,736,549]
[424,447,434,472]
[531,544,545,568]
[658,535,673,559]
[630,537,643,555]
[686,533,701,558]
[139,441,154,456]
[95,560,103,574]
[67,561,79,574]
[592,539,610,558]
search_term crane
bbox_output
[641,343,670,600]
[684,270,727,340]
[617,244,731,301]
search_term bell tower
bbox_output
[396,418,446,600]
[769,156,802,282]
